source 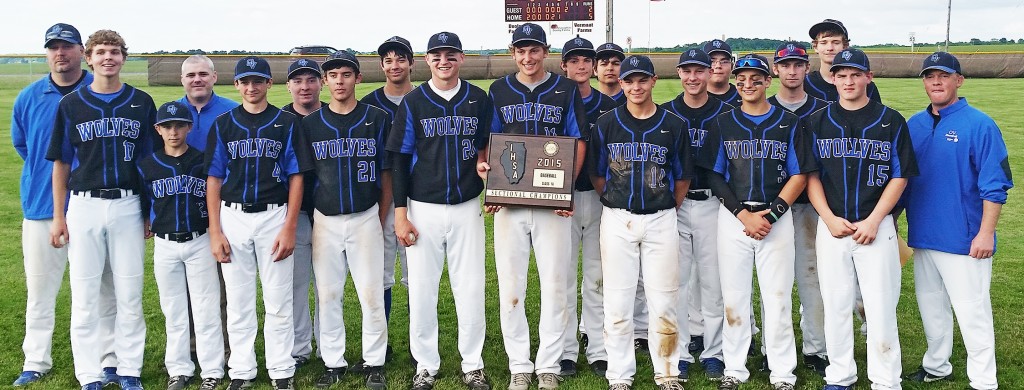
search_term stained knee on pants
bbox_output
[725,306,742,327]
[656,316,678,357]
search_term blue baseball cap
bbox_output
[378,36,413,57]
[620,55,655,78]
[702,39,732,57]
[44,23,82,48]
[427,31,463,53]
[774,41,809,63]
[920,51,961,76]
[677,48,711,68]
[809,18,848,40]
[155,101,193,126]
[234,56,272,81]
[595,42,625,60]
[733,53,771,75]
[561,35,595,60]
[287,58,321,79]
[512,23,547,47]
[830,48,870,72]
[321,50,360,72]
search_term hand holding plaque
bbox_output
[483,134,577,210]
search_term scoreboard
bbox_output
[505,1,595,22]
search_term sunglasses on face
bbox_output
[775,46,807,58]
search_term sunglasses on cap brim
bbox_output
[775,47,807,58]
[736,57,767,69]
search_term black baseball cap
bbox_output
[809,18,848,40]
[677,48,711,68]
[287,58,321,79]
[512,23,547,47]
[378,36,413,57]
[702,39,732,57]
[321,50,360,72]
[234,56,272,81]
[733,53,771,75]
[620,55,655,78]
[155,101,193,126]
[920,51,961,76]
[561,35,595,60]
[595,42,625,60]
[830,48,870,72]
[44,23,82,48]
[427,31,463,53]
[773,41,809,63]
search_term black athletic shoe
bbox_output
[365,367,386,390]
[688,335,705,355]
[634,338,649,352]
[316,367,346,388]
[590,360,608,377]
[905,366,953,383]
[803,354,829,377]
[559,360,577,377]
[272,377,294,390]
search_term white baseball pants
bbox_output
[562,190,605,363]
[291,211,318,361]
[676,197,723,362]
[792,203,827,357]
[383,201,410,290]
[20,218,68,373]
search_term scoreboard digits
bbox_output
[505,0,595,22]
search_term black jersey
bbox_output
[768,95,829,120]
[385,80,492,205]
[660,95,735,191]
[805,100,918,221]
[205,105,311,205]
[281,102,325,214]
[303,103,390,216]
[804,71,881,103]
[46,84,156,192]
[590,106,693,213]
[361,87,402,125]
[708,84,742,108]
[699,106,817,202]
[488,73,587,140]
[576,90,619,192]
[608,89,626,106]
[138,147,207,234]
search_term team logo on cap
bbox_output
[786,43,795,51]
[523,24,533,35]
[246,58,257,69]
[605,44,613,49]
[688,50,696,57]
[931,54,940,63]
[574,38,583,46]
[630,57,639,67]
[439,33,449,43]
[166,105,178,115]
[298,59,308,66]
[713,40,722,48]
[50,25,61,35]
[841,51,852,61]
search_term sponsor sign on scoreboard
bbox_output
[505,1,595,22]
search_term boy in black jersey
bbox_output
[699,54,816,390]
[302,51,389,390]
[767,41,830,376]
[139,101,224,390]
[660,47,733,381]
[594,42,626,105]
[703,39,742,107]
[805,19,881,103]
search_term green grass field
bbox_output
[0,73,1021,390]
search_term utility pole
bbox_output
[945,0,952,51]
[606,0,614,43]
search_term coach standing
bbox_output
[903,52,1012,390]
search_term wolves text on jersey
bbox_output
[311,137,377,160]
[420,116,479,137]
[75,118,141,141]
[150,174,206,198]
[724,139,788,160]
[607,142,668,164]
[498,103,563,125]
[815,138,892,161]
[226,138,283,159]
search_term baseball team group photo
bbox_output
[2,5,1022,390]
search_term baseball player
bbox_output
[385,31,493,390]
[204,56,311,390]
[360,36,414,359]
[767,41,830,377]
[594,42,626,105]
[11,22,99,387]
[660,47,734,381]
[179,54,239,151]
[483,22,586,390]
[805,19,881,103]
[804,48,917,390]
[46,29,156,390]
[703,39,742,107]
[698,54,815,390]
[139,101,225,390]
[557,35,619,378]
[903,52,1012,390]
[302,50,389,390]
[282,58,324,367]
[589,54,691,390]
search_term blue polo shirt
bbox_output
[177,92,239,152]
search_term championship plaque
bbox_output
[484,134,577,209]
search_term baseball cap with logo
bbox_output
[809,18,848,40]
[595,42,625,61]
[426,31,463,53]
[677,48,711,68]
[920,51,961,76]
[830,48,870,72]
[732,54,771,75]
[321,50,360,73]
[44,23,82,48]
[378,36,413,57]
[774,41,809,63]
[702,39,732,57]
[619,55,655,78]
[155,101,193,126]
[512,22,547,47]
[234,56,272,81]
[287,58,322,79]
[561,35,595,60]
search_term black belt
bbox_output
[224,201,285,213]
[686,189,712,201]
[628,208,660,215]
[741,201,769,212]
[155,229,207,243]
[71,189,136,199]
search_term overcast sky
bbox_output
[2,0,1022,54]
